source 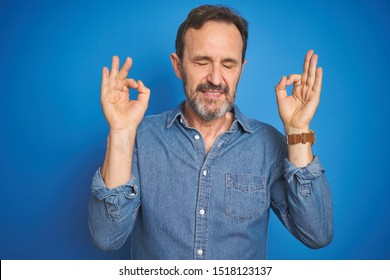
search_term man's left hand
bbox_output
[275,50,323,135]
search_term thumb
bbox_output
[275,76,288,103]
[136,80,151,105]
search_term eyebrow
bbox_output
[192,55,239,64]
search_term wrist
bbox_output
[108,127,136,148]
[287,143,314,167]
[284,126,310,135]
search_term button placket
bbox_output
[193,132,229,259]
[194,162,212,259]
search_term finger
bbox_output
[115,78,137,92]
[136,80,151,105]
[118,57,133,81]
[275,76,288,102]
[301,50,314,85]
[101,66,109,95]
[123,78,138,89]
[110,56,120,76]
[312,67,323,94]
[109,56,120,87]
[306,54,318,87]
[287,74,302,87]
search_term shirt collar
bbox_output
[166,101,254,134]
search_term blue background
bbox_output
[1,0,389,259]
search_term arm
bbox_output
[275,50,322,167]
[271,155,333,249]
[88,56,150,250]
[272,50,333,247]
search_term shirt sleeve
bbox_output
[270,156,334,249]
[88,167,141,251]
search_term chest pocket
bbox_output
[224,173,267,223]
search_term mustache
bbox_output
[196,82,229,94]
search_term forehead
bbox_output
[183,21,243,60]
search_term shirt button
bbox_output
[180,117,183,124]
[197,249,203,256]
[203,170,207,176]
[199,209,205,215]
[194,134,200,140]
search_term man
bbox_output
[88,4,333,259]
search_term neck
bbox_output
[183,102,234,152]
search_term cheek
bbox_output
[234,69,243,83]
[221,67,241,80]
[185,72,204,89]
[225,73,241,90]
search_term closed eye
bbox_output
[223,64,235,69]
[222,58,239,69]
[196,62,208,66]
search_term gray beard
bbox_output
[187,96,232,122]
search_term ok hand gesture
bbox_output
[101,56,150,132]
[275,50,322,134]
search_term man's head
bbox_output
[171,5,249,122]
[175,5,248,63]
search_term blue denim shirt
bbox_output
[88,102,333,259]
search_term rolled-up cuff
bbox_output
[91,168,138,201]
[284,156,325,183]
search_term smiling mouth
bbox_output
[196,82,229,97]
[201,90,224,98]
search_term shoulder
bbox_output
[245,118,288,161]
[234,107,287,159]
[235,105,284,144]
[234,105,283,141]
[249,118,284,140]
[138,112,167,129]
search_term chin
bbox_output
[196,103,232,121]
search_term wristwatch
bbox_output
[286,130,315,145]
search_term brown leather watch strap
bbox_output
[287,130,315,145]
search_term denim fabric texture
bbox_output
[88,102,333,259]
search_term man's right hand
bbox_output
[101,56,150,132]
[100,56,150,189]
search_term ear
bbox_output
[170,53,183,79]
[242,59,247,72]
[237,59,247,81]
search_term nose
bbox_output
[206,64,222,86]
